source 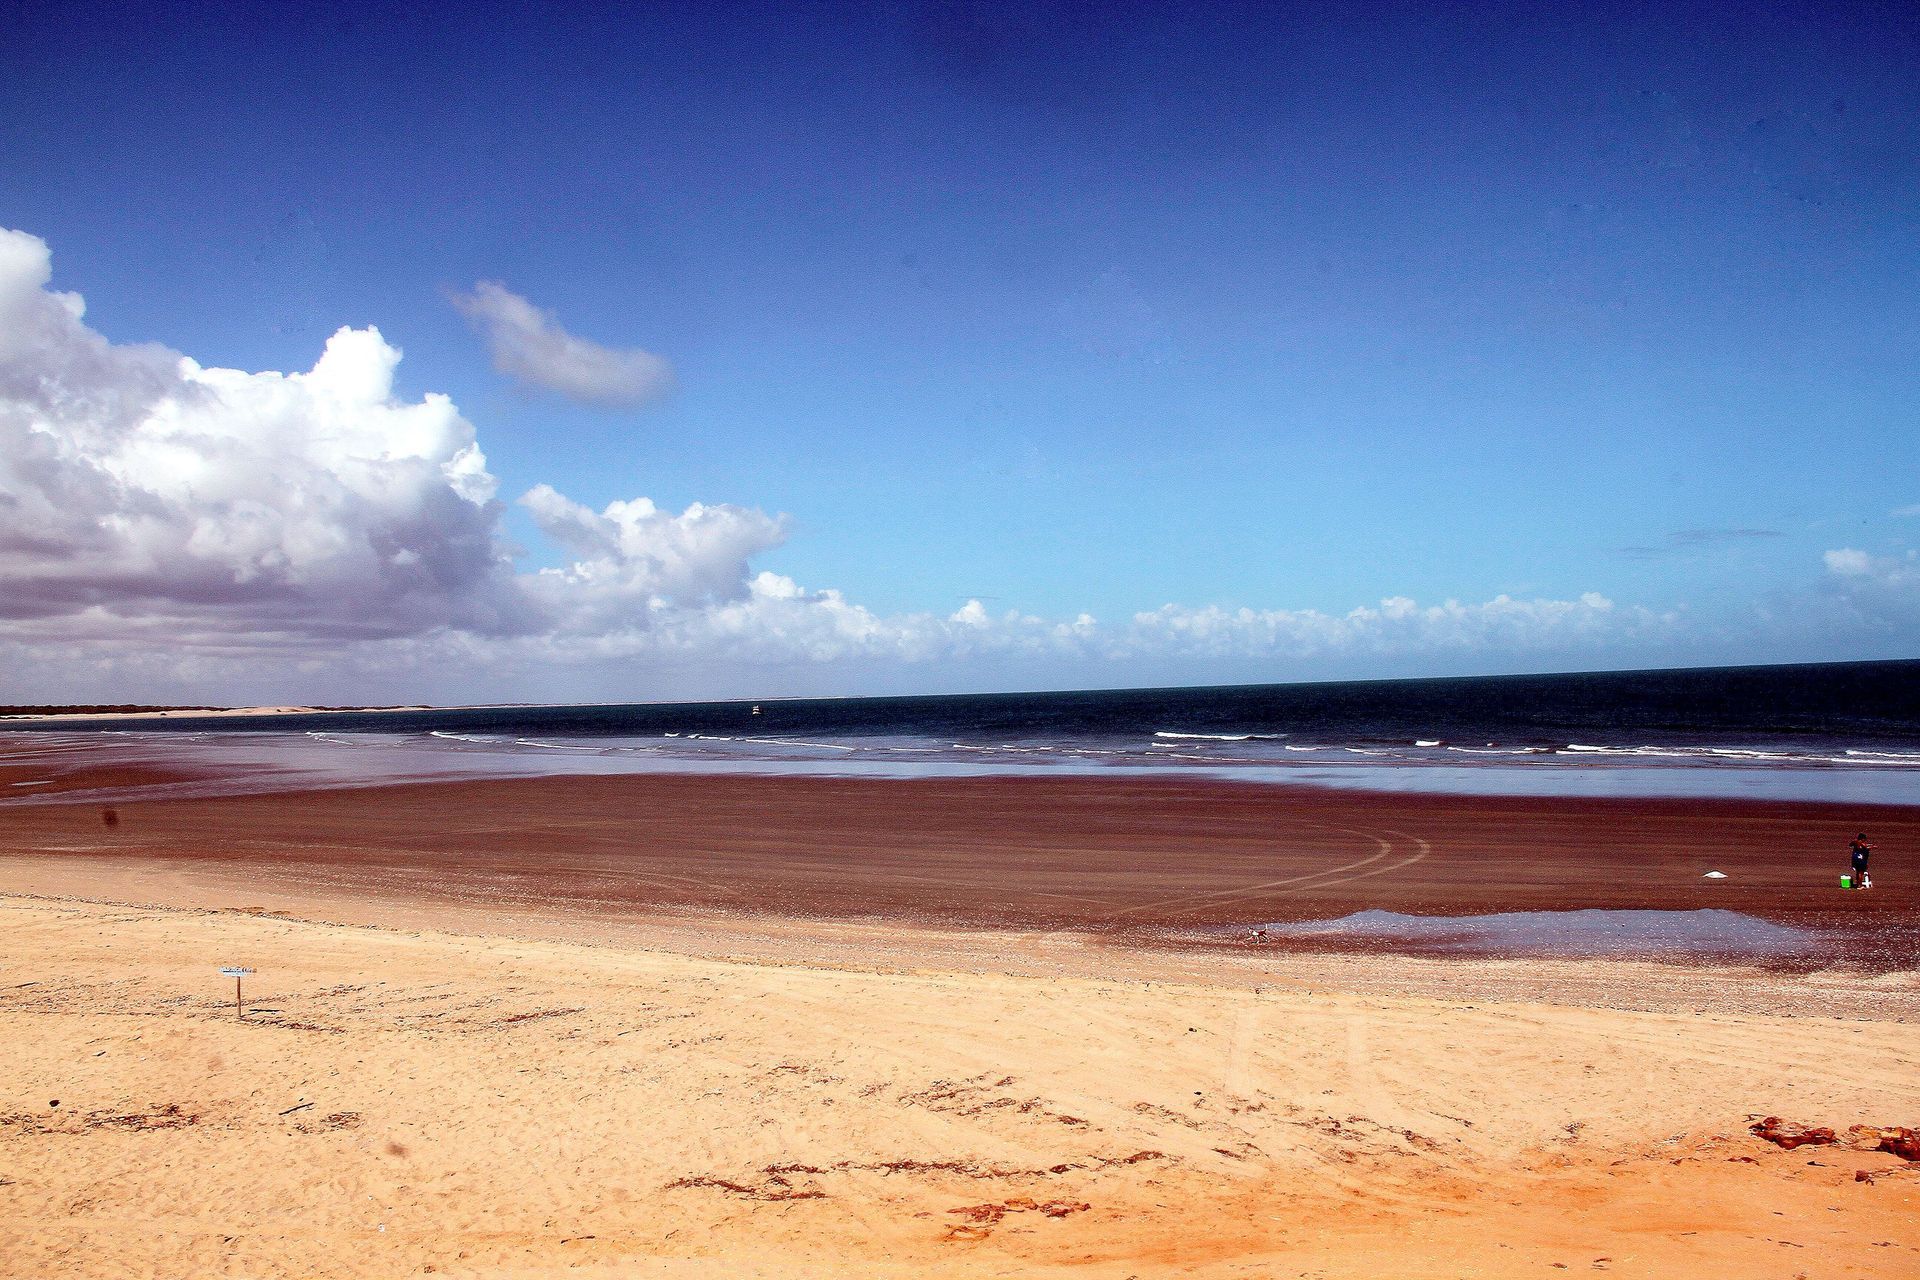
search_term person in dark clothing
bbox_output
[1849,834,1873,889]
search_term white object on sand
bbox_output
[1702,870,1728,879]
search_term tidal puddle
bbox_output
[1247,908,1819,959]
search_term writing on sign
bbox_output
[219,966,255,977]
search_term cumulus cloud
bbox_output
[0,228,520,640]
[449,281,673,408]
[517,483,789,632]
[0,228,763,653]
[0,226,1682,700]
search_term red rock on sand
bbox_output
[1875,1127,1920,1161]
[1843,1124,1920,1160]
[1750,1117,1837,1150]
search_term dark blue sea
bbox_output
[5,659,1919,804]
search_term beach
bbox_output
[2,746,1917,1277]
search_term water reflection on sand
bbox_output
[1245,907,1822,959]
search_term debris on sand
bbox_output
[1,1103,199,1135]
[666,1174,826,1202]
[943,1197,1091,1238]
[948,1202,1014,1225]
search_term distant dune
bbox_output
[0,704,433,721]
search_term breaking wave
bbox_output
[1153,731,1289,742]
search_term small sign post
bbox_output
[220,966,255,1019]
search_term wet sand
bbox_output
[1,763,1914,963]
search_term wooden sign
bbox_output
[220,966,256,1017]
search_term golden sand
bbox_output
[1,890,1915,1278]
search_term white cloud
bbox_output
[0,228,521,640]
[518,483,789,627]
[1119,592,1664,659]
[493,580,1666,671]
[449,281,673,408]
[0,229,781,662]
[1823,548,1873,577]
[0,226,1684,701]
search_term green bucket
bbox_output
[1841,873,1853,889]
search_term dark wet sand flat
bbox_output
[1,764,1913,962]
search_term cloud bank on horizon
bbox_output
[0,227,1906,703]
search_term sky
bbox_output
[1,0,1916,705]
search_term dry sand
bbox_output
[2,895,1917,1277]
[1,764,1917,1276]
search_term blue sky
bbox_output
[0,2,1915,701]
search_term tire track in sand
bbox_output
[1108,827,1433,928]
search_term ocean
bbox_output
[4,658,1919,805]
